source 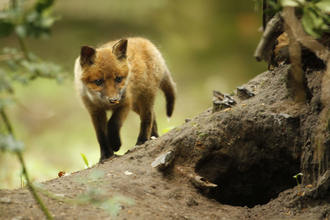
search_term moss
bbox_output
[279,76,286,84]
[260,80,265,88]
[198,133,209,139]
[190,121,197,126]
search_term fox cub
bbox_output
[74,37,176,162]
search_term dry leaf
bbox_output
[58,171,66,177]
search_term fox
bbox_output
[74,37,176,162]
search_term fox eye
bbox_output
[94,79,103,86]
[115,76,122,84]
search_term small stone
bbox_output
[280,113,291,118]
[237,87,255,100]
[212,90,236,113]
[0,197,11,204]
[186,197,199,207]
[151,151,174,169]
[124,171,133,175]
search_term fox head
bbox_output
[79,39,129,106]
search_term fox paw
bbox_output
[99,154,114,164]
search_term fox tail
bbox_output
[160,67,176,118]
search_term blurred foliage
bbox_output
[0,134,24,152]
[0,0,62,218]
[0,0,64,156]
[0,0,64,149]
[0,0,63,94]
[267,0,330,38]
[0,0,59,38]
[76,170,135,218]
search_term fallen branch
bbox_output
[254,13,284,62]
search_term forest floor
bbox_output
[1,148,328,220]
[1,64,330,220]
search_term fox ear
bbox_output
[112,39,128,60]
[80,46,96,66]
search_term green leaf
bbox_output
[0,69,14,93]
[162,126,175,134]
[23,9,60,39]
[25,11,39,23]
[15,25,27,38]
[316,0,330,12]
[0,21,14,38]
[293,172,303,178]
[267,0,279,9]
[301,9,322,38]
[320,22,330,32]
[35,0,55,13]
[81,153,90,168]
[0,97,14,110]
[265,0,283,15]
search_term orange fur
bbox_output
[74,37,176,162]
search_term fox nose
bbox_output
[109,98,119,104]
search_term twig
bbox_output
[11,0,30,62]
[254,12,284,62]
[17,35,31,61]
[0,103,53,220]
[17,152,54,220]
[0,52,25,62]
[0,109,14,135]
[36,186,87,205]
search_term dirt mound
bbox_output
[1,64,330,220]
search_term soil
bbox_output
[1,63,330,220]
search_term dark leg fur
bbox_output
[107,106,130,152]
[136,110,153,145]
[97,130,114,162]
[151,111,159,138]
[107,114,122,152]
[91,111,113,162]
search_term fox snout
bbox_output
[100,94,121,105]
[109,97,120,104]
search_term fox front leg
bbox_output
[107,105,130,152]
[136,110,154,145]
[151,110,159,138]
[90,110,113,162]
